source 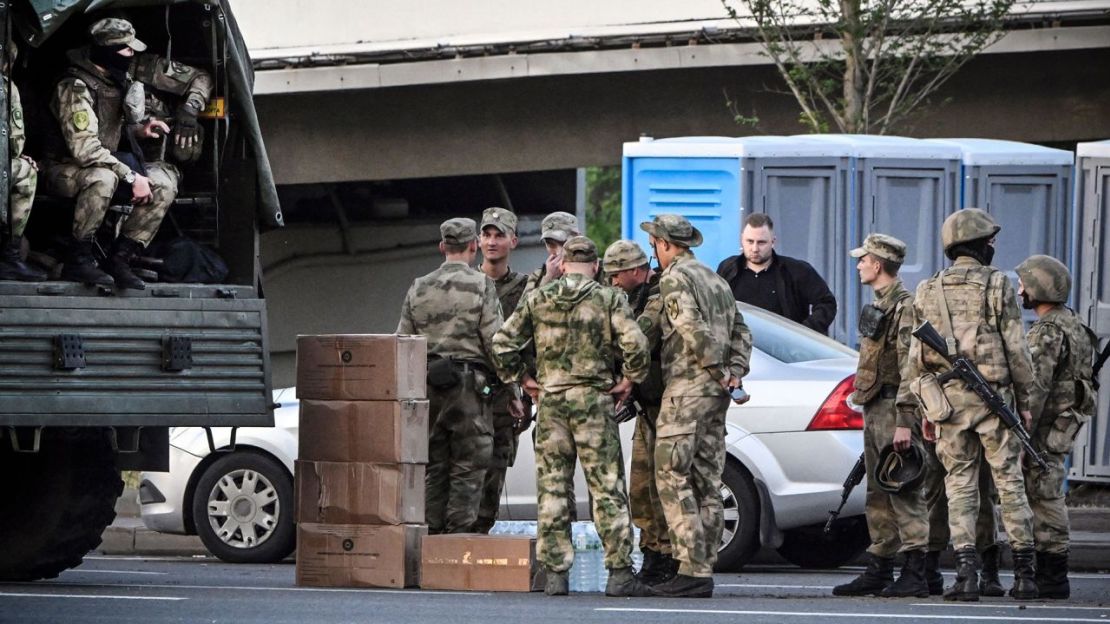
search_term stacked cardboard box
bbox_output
[294,335,429,589]
[421,533,545,592]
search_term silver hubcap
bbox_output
[206,468,280,549]
[719,481,740,552]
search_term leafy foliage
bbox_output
[585,166,622,252]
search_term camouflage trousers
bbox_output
[934,387,1034,551]
[45,160,180,246]
[474,388,524,534]
[425,370,493,534]
[1024,451,1070,554]
[3,157,36,237]
[924,440,998,552]
[630,404,670,554]
[655,394,730,578]
[862,397,929,556]
[534,386,633,573]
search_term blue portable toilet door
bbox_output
[754,164,847,341]
[977,173,1070,287]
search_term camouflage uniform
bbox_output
[492,237,649,576]
[521,211,581,298]
[5,82,35,238]
[46,19,212,247]
[397,218,502,534]
[475,208,530,534]
[640,215,752,582]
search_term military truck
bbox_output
[0,0,281,580]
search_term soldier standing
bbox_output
[898,208,1039,601]
[45,17,212,289]
[1017,254,1097,599]
[522,211,583,297]
[639,214,752,598]
[833,234,929,598]
[492,236,653,598]
[0,40,46,282]
[473,207,527,534]
[397,218,501,534]
[602,240,676,585]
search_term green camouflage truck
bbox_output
[0,0,281,580]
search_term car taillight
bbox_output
[806,375,864,431]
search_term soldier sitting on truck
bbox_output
[0,39,46,282]
[43,17,212,290]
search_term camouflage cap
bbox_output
[540,211,579,243]
[941,208,1000,251]
[850,233,906,264]
[480,207,517,234]
[639,214,703,248]
[562,236,598,263]
[1016,254,1071,304]
[602,240,649,273]
[89,18,147,52]
[440,217,478,245]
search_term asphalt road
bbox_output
[2,556,1108,624]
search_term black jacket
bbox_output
[716,251,837,335]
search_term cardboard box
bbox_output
[296,523,425,588]
[420,534,543,592]
[299,399,429,463]
[296,334,427,401]
[296,461,425,525]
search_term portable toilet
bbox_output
[621,135,852,334]
[925,138,1075,296]
[793,135,962,346]
[1072,140,1110,483]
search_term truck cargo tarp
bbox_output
[14,0,283,227]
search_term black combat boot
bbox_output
[606,566,654,597]
[61,237,114,286]
[979,544,1006,597]
[1036,551,1070,600]
[832,553,894,596]
[0,235,46,281]
[544,569,569,596]
[1009,547,1039,600]
[650,574,714,598]
[944,546,979,602]
[104,237,146,290]
[637,548,678,586]
[925,550,945,596]
[881,549,930,598]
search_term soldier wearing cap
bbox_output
[602,240,675,585]
[897,208,1039,601]
[473,207,528,534]
[397,217,503,534]
[522,211,584,298]
[639,214,752,598]
[0,38,46,282]
[493,236,653,598]
[833,234,930,598]
[1017,254,1097,599]
[44,17,213,290]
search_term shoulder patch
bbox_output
[666,297,680,320]
[72,110,90,131]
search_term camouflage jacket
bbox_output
[50,47,212,178]
[396,261,503,368]
[648,251,752,398]
[493,272,648,394]
[491,268,529,320]
[629,272,665,406]
[1027,306,1096,433]
[853,280,916,427]
[9,83,24,160]
[897,257,1036,415]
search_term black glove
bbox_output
[174,104,200,148]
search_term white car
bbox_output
[141,302,867,568]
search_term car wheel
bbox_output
[713,461,760,572]
[776,515,869,569]
[192,451,295,564]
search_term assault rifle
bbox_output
[912,321,1048,471]
[824,452,866,534]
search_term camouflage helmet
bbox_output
[941,208,1000,251]
[602,240,648,274]
[1016,254,1071,304]
[89,18,147,51]
[874,442,926,494]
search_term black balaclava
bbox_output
[89,44,132,85]
[945,236,995,266]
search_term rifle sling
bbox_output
[934,278,958,358]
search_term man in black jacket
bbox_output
[716,213,837,335]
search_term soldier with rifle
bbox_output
[897,208,1041,602]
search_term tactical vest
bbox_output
[854,288,911,405]
[64,64,125,152]
[1037,311,1097,421]
[630,274,665,407]
[918,265,1011,385]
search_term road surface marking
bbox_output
[63,569,168,576]
[717,583,834,589]
[596,607,1109,622]
[29,581,489,597]
[912,603,1110,612]
[0,592,184,601]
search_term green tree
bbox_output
[585,166,622,252]
[723,0,1015,134]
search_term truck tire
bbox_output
[0,427,123,581]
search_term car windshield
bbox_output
[740,303,857,363]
